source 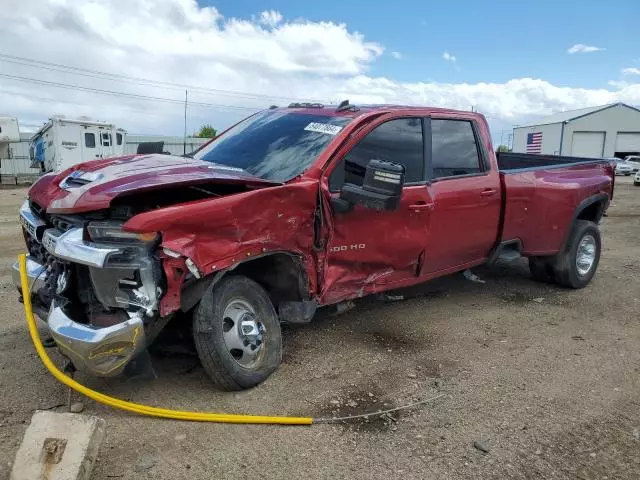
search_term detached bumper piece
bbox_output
[12,255,146,377]
[48,302,145,376]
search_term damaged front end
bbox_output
[14,200,163,376]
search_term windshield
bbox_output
[194,110,353,182]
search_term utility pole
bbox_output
[183,89,188,156]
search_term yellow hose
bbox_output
[19,254,313,425]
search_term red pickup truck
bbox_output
[15,102,614,390]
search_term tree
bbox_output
[194,124,217,138]
[496,144,510,152]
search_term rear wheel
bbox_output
[193,275,282,390]
[552,220,601,289]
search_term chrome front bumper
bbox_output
[48,302,145,376]
[13,256,146,376]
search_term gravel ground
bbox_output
[1,178,639,479]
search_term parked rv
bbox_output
[30,116,126,172]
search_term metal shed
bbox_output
[512,103,640,158]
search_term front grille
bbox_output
[26,233,48,265]
[50,215,83,232]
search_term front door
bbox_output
[321,117,434,304]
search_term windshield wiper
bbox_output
[205,163,281,183]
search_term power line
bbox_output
[0,73,261,111]
[0,53,317,103]
[0,88,210,123]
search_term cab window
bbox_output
[330,118,424,191]
[431,120,482,178]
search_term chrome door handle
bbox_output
[409,202,434,211]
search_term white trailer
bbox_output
[0,116,20,143]
[1,116,20,159]
[30,116,127,172]
[0,117,38,184]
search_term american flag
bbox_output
[526,132,543,153]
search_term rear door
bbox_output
[81,128,100,162]
[423,118,501,274]
[56,122,84,170]
[115,129,125,155]
[99,130,114,158]
[321,116,434,303]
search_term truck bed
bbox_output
[497,152,614,257]
[497,152,611,171]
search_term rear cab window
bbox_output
[430,119,483,179]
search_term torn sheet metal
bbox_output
[125,180,319,308]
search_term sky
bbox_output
[1,0,639,145]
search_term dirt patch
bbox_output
[368,329,420,353]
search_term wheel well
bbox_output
[230,253,308,307]
[576,199,606,223]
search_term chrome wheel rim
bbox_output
[222,299,265,368]
[576,234,597,276]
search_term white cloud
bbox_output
[442,51,457,63]
[567,44,605,54]
[0,0,639,139]
[259,10,283,27]
[391,51,403,60]
[622,67,640,76]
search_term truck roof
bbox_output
[283,102,483,120]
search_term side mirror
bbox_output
[339,159,405,211]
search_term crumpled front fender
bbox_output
[124,181,320,316]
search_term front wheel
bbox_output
[193,275,282,390]
[634,181,640,186]
[553,220,601,289]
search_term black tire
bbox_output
[634,182,640,186]
[552,220,601,289]
[193,275,282,390]
[529,256,555,283]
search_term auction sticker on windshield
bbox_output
[304,122,343,136]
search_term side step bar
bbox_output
[487,240,522,265]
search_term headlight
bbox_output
[87,222,158,244]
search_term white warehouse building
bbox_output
[512,102,640,158]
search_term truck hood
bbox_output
[29,154,280,213]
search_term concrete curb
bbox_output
[10,411,105,480]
